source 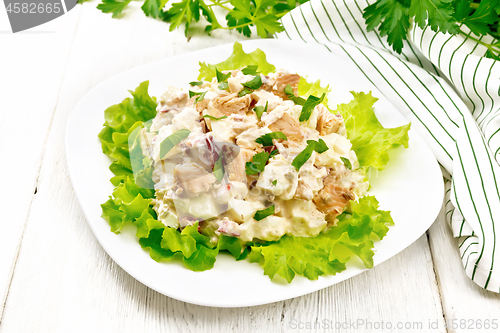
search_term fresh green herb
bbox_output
[340,157,352,170]
[241,65,259,75]
[213,155,224,182]
[284,84,306,106]
[216,68,231,83]
[245,151,272,175]
[254,205,275,221]
[299,93,326,122]
[238,88,253,97]
[189,90,207,103]
[242,76,263,90]
[96,0,132,18]
[255,131,288,146]
[159,129,191,159]
[291,139,329,170]
[363,0,500,59]
[219,82,229,90]
[272,179,277,186]
[253,101,268,120]
[93,0,308,38]
[201,114,228,121]
[189,81,203,86]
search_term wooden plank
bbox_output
[0,8,81,317]
[428,206,500,333]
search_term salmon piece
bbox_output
[316,105,343,135]
[174,162,216,196]
[209,92,252,117]
[224,148,255,183]
[313,171,355,217]
[269,113,304,142]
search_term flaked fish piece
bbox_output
[316,104,344,135]
[313,169,356,217]
[208,92,252,117]
[262,73,300,100]
[157,86,188,112]
[224,147,255,183]
[269,113,304,142]
[174,162,216,196]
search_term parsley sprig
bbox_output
[363,0,500,60]
[89,0,309,38]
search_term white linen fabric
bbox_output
[276,0,500,292]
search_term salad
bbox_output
[98,42,411,282]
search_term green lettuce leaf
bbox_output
[336,91,411,171]
[198,42,276,81]
[298,77,331,106]
[248,196,393,282]
[99,81,222,272]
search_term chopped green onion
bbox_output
[201,115,228,121]
[340,157,352,170]
[254,205,275,221]
[159,129,191,159]
[213,155,224,182]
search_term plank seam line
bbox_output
[426,229,450,333]
[0,8,83,324]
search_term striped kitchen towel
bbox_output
[276,0,500,292]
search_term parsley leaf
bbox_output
[242,75,263,90]
[299,93,325,122]
[160,129,191,159]
[291,139,328,171]
[189,90,207,103]
[272,179,277,186]
[219,82,229,90]
[255,131,288,146]
[238,88,253,97]
[216,68,231,82]
[97,0,132,18]
[254,205,275,221]
[189,81,203,86]
[245,151,272,175]
[141,0,167,18]
[201,114,228,121]
[285,84,306,105]
[241,65,259,75]
[363,0,458,54]
[253,101,268,120]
